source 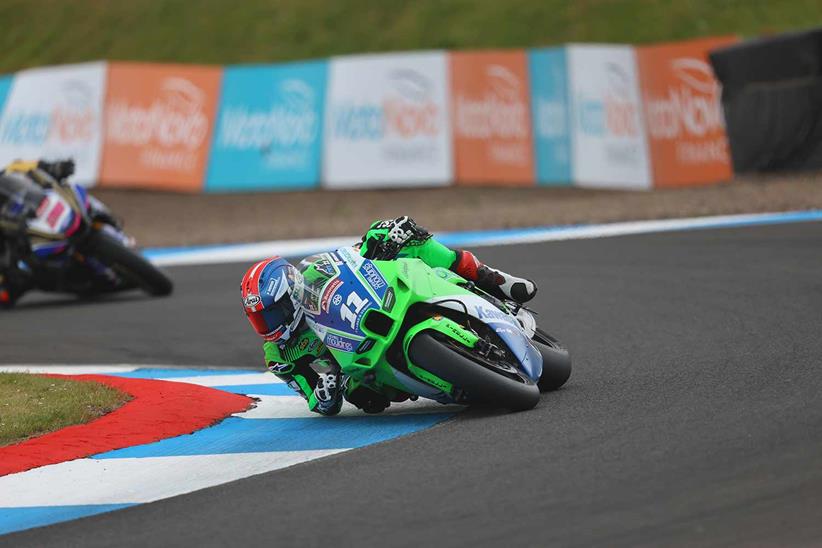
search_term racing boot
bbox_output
[452,250,537,304]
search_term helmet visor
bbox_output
[247,298,295,340]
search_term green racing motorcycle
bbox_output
[297,245,571,412]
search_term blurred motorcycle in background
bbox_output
[0,161,172,307]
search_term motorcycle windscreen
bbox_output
[0,173,47,213]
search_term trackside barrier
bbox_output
[528,48,572,186]
[99,62,223,192]
[566,44,652,189]
[322,51,452,189]
[0,36,738,191]
[450,50,535,186]
[206,61,327,192]
[0,62,107,187]
[637,36,738,187]
[710,29,822,173]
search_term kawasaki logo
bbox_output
[475,305,515,323]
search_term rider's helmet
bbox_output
[240,257,304,342]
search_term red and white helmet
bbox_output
[240,257,304,342]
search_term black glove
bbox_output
[37,159,75,181]
[361,217,431,260]
[386,216,431,246]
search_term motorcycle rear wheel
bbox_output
[82,230,173,297]
[408,331,540,412]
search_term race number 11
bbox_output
[340,291,368,330]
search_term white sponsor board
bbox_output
[568,45,651,189]
[323,52,452,188]
[0,62,106,186]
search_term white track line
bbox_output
[0,450,344,507]
[239,394,463,419]
[164,372,282,386]
[145,210,822,267]
[0,365,140,375]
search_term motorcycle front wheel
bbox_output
[408,331,540,412]
[531,327,572,392]
[81,230,173,297]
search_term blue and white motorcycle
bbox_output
[0,167,172,303]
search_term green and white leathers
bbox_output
[293,252,559,412]
[261,222,461,413]
[262,219,570,413]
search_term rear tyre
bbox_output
[532,328,571,392]
[82,230,173,297]
[408,332,540,412]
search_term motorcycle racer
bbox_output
[240,216,538,416]
[0,159,76,308]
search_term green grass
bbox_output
[0,0,819,74]
[0,372,129,447]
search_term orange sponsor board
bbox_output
[100,63,222,191]
[637,36,738,187]
[450,51,535,185]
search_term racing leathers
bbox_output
[261,216,538,415]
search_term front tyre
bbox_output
[532,328,571,392]
[408,332,540,412]
[82,230,173,297]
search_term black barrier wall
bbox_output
[710,28,822,173]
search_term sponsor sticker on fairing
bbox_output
[324,332,358,353]
[320,278,343,313]
[336,246,363,271]
[474,304,518,325]
[314,258,337,277]
[359,261,387,296]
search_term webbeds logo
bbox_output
[107,77,209,151]
[645,58,724,140]
[578,63,640,138]
[455,64,529,140]
[0,80,96,146]
[332,69,440,141]
[218,78,319,150]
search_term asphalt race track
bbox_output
[2,221,822,547]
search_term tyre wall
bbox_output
[710,29,822,173]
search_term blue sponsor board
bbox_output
[528,48,572,185]
[206,61,327,192]
[0,75,13,119]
